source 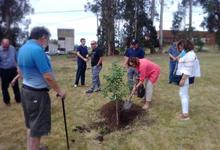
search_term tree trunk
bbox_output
[188,0,192,40]
[159,0,164,52]
[151,0,156,24]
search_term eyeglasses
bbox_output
[91,43,96,45]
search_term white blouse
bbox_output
[176,50,201,77]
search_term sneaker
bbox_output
[73,84,78,88]
[94,88,101,92]
[86,89,93,94]
[142,101,150,110]
[177,113,190,121]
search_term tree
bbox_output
[199,0,220,48]
[159,0,164,51]
[102,63,128,126]
[171,3,186,40]
[120,0,159,53]
[85,0,116,55]
[0,0,33,46]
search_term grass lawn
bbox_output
[0,48,220,150]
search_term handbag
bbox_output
[137,84,145,98]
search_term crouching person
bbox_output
[128,57,160,110]
[17,26,66,150]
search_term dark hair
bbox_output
[80,38,85,42]
[184,40,194,52]
[176,39,186,51]
[30,26,51,40]
[127,57,140,67]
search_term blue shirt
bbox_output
[168,43,179,62]
[124,47,145,58]
[0,45,17,69]
[17,40,52,89]
[77,45,88,63]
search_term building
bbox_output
[158,30,216,45]
[57,28,75,53]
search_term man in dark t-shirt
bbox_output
[86,40,103,93]
[74,38,88,87]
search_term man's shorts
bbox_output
[21,86,51,137]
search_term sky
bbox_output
[29,0,205,45]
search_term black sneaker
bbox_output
[86,89,93,93]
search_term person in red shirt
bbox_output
[128,57,160,110]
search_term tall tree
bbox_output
[85,0,116,55]
[159,0,164,51]
[199,0,220,48]
[0,0,33,46]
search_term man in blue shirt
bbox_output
[0,38,20,106]
[17,26,66,150]
[168,42,179,83]
[124,39,145,91]
[73,38,88,87]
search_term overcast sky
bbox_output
[29,0,205,45]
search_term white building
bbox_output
[57,28,75,53]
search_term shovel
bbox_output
[122,92,135,110]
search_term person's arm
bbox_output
[123,56,129,68]
[10,74,20,86]
[131,80,144,95]
[169,53,176,60]
[179,74,189,87]
[43,73,66,98]
[76,51,88,62]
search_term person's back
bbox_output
[18,39,52,88]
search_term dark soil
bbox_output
[100,101,144,129]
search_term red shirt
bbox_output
[136,59,160,84]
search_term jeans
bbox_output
[179,78,189,114]
[0,67,21,104]
[169,61,177,82]
[91,65,102,90]
[127,67,138,91]
[75,61,87,85]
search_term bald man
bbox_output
[0,38,20,106]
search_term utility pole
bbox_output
[159,0,164,52]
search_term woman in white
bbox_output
[176,40,201,120]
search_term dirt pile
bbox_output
[100,101,144,128]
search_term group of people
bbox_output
[0,26,201,150]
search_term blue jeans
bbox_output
[91,65,102,90]
[127,67,138,91]
[169,61,177,82]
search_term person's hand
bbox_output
[179,78,185,87]
[10,80,16,87]
[57,91,66,100]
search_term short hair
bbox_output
[127,57,140,67]
[80,38,85,42]
[184,40,194,52]
[30,26,51,40]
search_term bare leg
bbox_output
[27,129,41,150]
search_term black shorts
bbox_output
[21,87,51,137]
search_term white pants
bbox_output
[144,80,153,102]
[179,78,189,114]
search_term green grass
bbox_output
[0,49,220,150]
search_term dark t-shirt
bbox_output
[124,47,145,58]
[77,45,88,63]
[91,47,103,67]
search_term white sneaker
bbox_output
[74,84,78,88]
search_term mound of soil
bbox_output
[100,101,144,129]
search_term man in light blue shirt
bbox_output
[17,26,66,150]
[0,38,20,105]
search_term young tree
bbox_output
[0,0,33,46]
